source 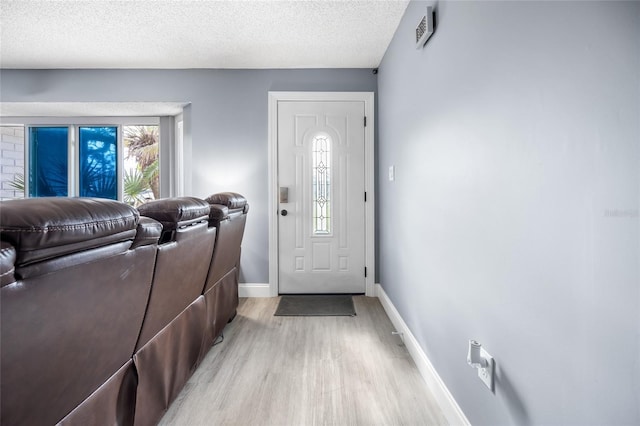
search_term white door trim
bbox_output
[268,91,375,297]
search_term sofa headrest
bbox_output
[205,192,249,223]
[205,192,248,211]
[0,241,16,287]
[0,197,139,266]
[138,197,210,231]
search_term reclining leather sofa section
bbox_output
[0,192,249,426]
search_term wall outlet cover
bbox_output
[478,348,495,392]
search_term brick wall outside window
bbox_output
[1,126,25,200]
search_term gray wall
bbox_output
[378,1,639,425]
[0,69,377,284]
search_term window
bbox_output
[312,134,331,234]
[0,126,26,200]
[29,127,68,197]
[17,120,160,205]
[123,125,159,206]
[79,126,118,199]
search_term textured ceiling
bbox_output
[0,0,409,69]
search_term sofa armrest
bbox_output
[131,217,162,249]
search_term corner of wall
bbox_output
[375,283,470,426]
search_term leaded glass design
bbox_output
[312,134,331,234]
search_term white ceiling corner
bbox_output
[0,0,410,69]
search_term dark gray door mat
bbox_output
[274,295,356,316]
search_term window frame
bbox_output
[20,117,160,201]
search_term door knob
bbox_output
[281,209,288,216]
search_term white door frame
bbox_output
[268,91,375,297]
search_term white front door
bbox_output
[277,101,366,294]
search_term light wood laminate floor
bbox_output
[160,296,448,426]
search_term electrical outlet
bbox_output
[388,166,395,181]
[477,348,495,392]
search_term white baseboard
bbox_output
[239,283,272,298]
[375,284,470,426]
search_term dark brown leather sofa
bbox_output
[0,193,248,426]
[133,197,216,426]
[201,192,249,353]
[0,198,161,426]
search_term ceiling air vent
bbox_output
[415,6,434,49]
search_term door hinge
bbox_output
[364,192,367,202]
[364,116,367,127]
[364,267,368,278]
